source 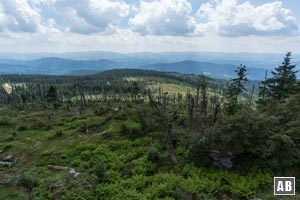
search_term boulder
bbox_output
[210,150,234,169]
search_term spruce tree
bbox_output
[46,85,58,103]
[261,52,298,100]
[225,64,248,114]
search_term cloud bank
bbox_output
[0,0,298,37]
[129,0,198,36]
[197,0,298,36]
[0,0,42,33]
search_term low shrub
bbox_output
[147,147,161,163]
[17,124,28,131]
[93,106,108,116]
[188,138,211,167]
[94,161,108,183]
[120,123,143,139]
[0,117,10,126]
[17,171,38,191]
[48,130,63,139]
[54,130,63,137]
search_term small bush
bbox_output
[114,112,127,120]
[93,107,108,116]
[94,161,108,183]
[1,144,13,151]
[17,172,38,191]
[120,123,142,139]
[65,189,95,200]
[147,147,161,163]
[120,123,130,134]
[0,117,10,126]
[48,130,63,140]
[188,138,211,167]
[30,120,51,131]
[54,130,63,137]
[17,124,28,131]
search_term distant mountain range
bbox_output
[0,57,269,80]
[0,51,299,80]
[139,61,268,80]
[0,58,121,75]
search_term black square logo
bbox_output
[274,177,295,195]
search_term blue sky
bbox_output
[0,0,299,53]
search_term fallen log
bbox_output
[0,179,11,186]
[2,155,13,162]
[47,165,81,178]
[0,161,14,167]
[47,165,68,171]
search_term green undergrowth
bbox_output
[0,102,298,199]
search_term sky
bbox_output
[0,0,299,54]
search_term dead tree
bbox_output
[164,124,177,165]
[137,110,148,133]
[158,86,162,104]
[210,95,221,125]
[200,76,208,119]
[0,162,14,167]
[172,93,176,106]
[79,85,87,108]
[162,92,168,107]
[47,165,68,171]
[0,179,11,186]
[259,70,268,101]
[195,76,201,110]
[248,84,255,107]
[73,81,87,109]
[212,103,221,125]
[187,93,194,122]
[177,93,183,108]
[148,91,159,111]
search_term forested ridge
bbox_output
[0,52,299,199]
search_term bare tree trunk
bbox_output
[138,111,147,133]
[261,70,268,100]
[148,91,159,111]
[187,94,194,122]
[200,77,208,120]
[212,103,221,125]
[195,87,200,110]
[173,93,176,106]
[165,124,177,165]
[248,84,255,107]
[78,85,86,109]
[177,93,182,108]
[158,86,162,104]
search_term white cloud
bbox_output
[0,0,299,54]
[0,0,43,33]
[129,0,199,36]
[196,0,299,36]
[42,0,130,34]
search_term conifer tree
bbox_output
[225,64,248,114]
[261,52,298,100]
[46,85,58,104]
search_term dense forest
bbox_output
[0,52,299,199]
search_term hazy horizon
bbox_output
[1,50,300,55]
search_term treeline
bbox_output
[189,52,300,173]
[0,69,229,106]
